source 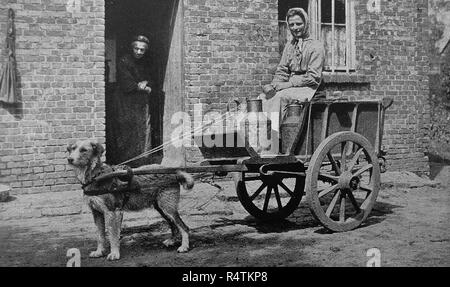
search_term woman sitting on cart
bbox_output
[259,7,325,155]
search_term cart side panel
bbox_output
[327,103,355,155]
[328,103,354,134]
[194,131,250,158]
[297,102,354,157]
[296,103,326,156]
[355,103,380,151]
[296,101,382,158]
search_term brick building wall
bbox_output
[0,0,432,195]
[0,0,105,194]
[184,0,431,174]
[183,0,281,162]
[337,0,431,173]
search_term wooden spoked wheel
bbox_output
[235,169,305,221]
[305,131,380,232]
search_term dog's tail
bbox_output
[176,170,194,190]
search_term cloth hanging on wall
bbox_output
[0,8,18,104]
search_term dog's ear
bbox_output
[91,141,105,156]
[67,143,75,153]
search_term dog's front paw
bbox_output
[89,249,106,258]
[177,245,189,253]
[106,250,120,261]
[162,238,176,247]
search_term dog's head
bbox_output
[67,140,105,168]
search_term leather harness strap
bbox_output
[82,165,137,204]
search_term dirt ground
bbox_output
[0,168,449,267]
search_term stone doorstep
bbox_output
[40,205,83,217]
[432,166,450,187]
[0,184,11,202]
[381,171,440,189]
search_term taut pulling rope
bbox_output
[118,107,242,166]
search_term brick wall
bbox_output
[183,0,432,174]
[0,0,433,195]
[0,0,105,194]
[320,0,431,173]
[183,0,279,162]
[353,0,431,173]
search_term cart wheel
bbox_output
[305,131,380,232]
[234,170,305,221]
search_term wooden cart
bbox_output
[96,97,393,232]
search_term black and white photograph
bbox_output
[0,0,449,269]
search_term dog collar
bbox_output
[81,166,106,191]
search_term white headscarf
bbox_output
[286,7,310,39]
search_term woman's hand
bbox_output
[262,84,274,94]
[273,81,293,91]
[261,84,276,99]
[138,81,148,90]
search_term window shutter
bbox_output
[309,0,320,40]
[349,0,356,70]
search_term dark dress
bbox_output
[107,53,153,167]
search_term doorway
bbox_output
[105,0,184,166]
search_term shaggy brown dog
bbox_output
[67,139,193,260]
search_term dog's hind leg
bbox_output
[171,211,190,253]
[105,210,123,261]
[154,202,179,248]
[156,188,190,253]
[89,209,107,258]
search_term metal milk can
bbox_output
[280,101,304,154]
[244,98,272,153]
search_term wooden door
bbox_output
[161,0,186,166]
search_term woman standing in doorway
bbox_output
[108,35,154,166]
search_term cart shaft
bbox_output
[94,164,247,182]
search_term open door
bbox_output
[105,0,185,167]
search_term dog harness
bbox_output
[82,165,138,197]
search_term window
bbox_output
[278,0,356,73]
